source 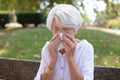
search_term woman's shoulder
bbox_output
[75,39,94,56]
[42,41,50,49]
[76,39,93,49]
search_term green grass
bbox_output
[0,25,120,67]
[0,26,52,60]
[76,28,120,67]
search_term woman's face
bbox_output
[51,19,75,37]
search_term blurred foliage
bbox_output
[108,19,120,28]
[0,0,40,12]
[0,13,10,27]
[0,0,75,12]
[1,0,120,29]
[104,0,120,16]
[95,0,120,25]
[1,0,120,25]
[0,0,84,20]
[47,0,73,7]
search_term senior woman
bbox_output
[34,4,94,80]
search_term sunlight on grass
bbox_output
[0,49,7,55]
[0,32,4,37]
[102,55,120,67]
[95,53,120,67]
[0,26,120,67]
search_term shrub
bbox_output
[0,13,10,27]
[108,19,120,28]
[16,12,46,27]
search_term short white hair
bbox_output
[46,4,83,33]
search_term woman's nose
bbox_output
[59,29,63,33]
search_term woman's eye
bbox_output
[64,28,70,30]
[54,28,59,30]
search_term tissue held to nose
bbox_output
[58,33,63,49]
[59,33,63,40]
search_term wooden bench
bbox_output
[0,57,120,80]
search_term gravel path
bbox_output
[86,26,120,36]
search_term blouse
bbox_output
[34,39,94,80]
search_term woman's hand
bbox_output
[48,34,60,61]
[62,34,77,59]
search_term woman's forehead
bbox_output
[54,26,73,29]
[52,19,74,29]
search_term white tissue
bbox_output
[59,33,63,40]
[58,33,64,51]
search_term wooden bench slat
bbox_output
[0,57,120,80]
[0,57,39,80]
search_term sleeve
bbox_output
[34,44,50,80]
[79,44,94,80]
[34,55,47,80]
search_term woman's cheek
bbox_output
[52,30,59,35]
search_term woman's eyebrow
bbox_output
[54,26,59,28]
[63,27,73,29]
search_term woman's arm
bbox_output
[41,59,56,80]
[62,35,94,80]
[62,34,84,80]
[41,34,60,80]
[34,49,57,80]
[67,57,84,80]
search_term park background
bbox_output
[0,0,120,67]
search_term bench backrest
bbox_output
[0,58,120,80]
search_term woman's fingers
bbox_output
[51,37,60,47]
[48,34,60,51]
[62,35,76,58]
[62,34,73,48]
[65,34,75,43]
[50,34,59,42]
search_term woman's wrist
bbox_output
[48,59,57,70]
[66,56,75,62]
[44,66,55,74]
[43,59,56,75]
[65,53,73,59]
